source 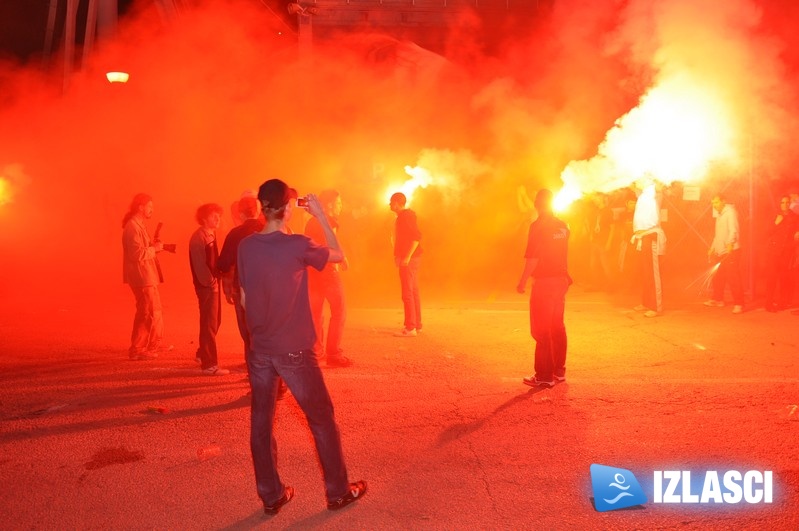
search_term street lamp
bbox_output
[105,71,130,83]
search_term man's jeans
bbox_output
[248,349,349,505]
[129,285,163,355]
[398,257,422,330]
[195,286,220,369]
[529,276,569,381]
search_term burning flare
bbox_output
[558,72,740,207]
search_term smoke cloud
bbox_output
[0,0,798,310]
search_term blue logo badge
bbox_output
[590,464,648,512]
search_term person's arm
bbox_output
[189,233,215,287]
[516,258,539,294]
[125,223,161,262]
[401,241,419,266]
[306,194,344,263]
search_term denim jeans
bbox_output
[398,257,422,330]
[195,286,220,369]
[248,349,349,505]
[129,285,163,355]
[713,249,744,305]
[529,276,569,381]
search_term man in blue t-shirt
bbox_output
[237,179,367,516]
[516,188,572,389]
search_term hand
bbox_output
[401,257,410,266]
[707,248,714,257]
[340,258,349,272]
[153,241,164,252]
[222,277,235,304]
[306,193,324,219]
[516,280,526,294]
[726,243,734,254]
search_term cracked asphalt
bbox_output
[1,287,798,529]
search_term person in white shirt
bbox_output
[704,194,744,314]
[631,178,666,317]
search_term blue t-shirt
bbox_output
[237,231,329,355]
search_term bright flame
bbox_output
[0,177,11,206]
[557,72,739,208]
[106,71,130,83]
[383,165,434,207]
[553,178,582,213]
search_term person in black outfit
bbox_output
[516,189,572,388]
[218,196,265,360]
[765,195,799,311]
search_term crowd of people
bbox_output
[120,181,428,515]
[119,178,798,518]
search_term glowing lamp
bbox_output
[106,71,130,83]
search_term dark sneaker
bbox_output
[202,366,231,376]
[264,486,294,516]
[327,356,353,368]
[327,480,367,511]
[523,376,554,388]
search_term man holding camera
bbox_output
[122,193,165,361]
[238,179,367,515]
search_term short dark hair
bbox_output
[195,203,224,225]
[259,179,291,210]
[390,192,406,207]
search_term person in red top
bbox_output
[305,189,351,367]
[390,192,423,337]
[516,189,571,388]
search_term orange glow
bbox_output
[0,177,11,206]
[558,73,739,207]
[383,165,434,207]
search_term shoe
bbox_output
[633,304,647,312]
[765,304,778,313]
[202,366,230,376]
[326,356,353,368]
[703,299,724,307]
[554,374,566,383]
[130,352,158,361]
[643,310,658,318]
[395,328,417,337]
[264,486,294,516]
[522,376,555,388]
[327,481,367,511]
[195,357,202,365]
[732,305,743,314]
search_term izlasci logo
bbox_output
[591,464,775,512]
[590,464,648,512]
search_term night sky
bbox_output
[0,0,136,62]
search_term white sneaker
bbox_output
[394,328,417,337]
[703,300,724,307]
[732,305,743,314]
